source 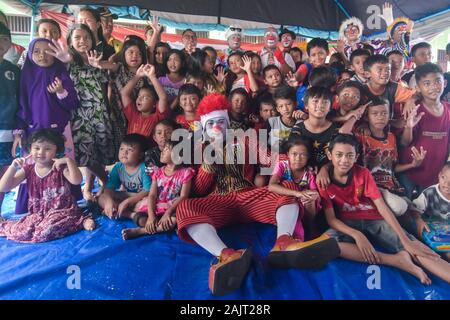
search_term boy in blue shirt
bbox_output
[98,134,151,219]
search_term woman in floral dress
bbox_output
[62,24,116,200]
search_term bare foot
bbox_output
[83,217,96,231]
[122,227,146,240]
[396,251,432,285]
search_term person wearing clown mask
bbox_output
[221,25,244,71]
[279,28,300,75]
[279,28,295,52]
[337,16,385,62]
[384,16,413,61]
[175,93,340,296]
[225,25,244,57]
[337,17,366,61]
[203,114,228,144]
[259,26,295,75]
[375,1,413,60]
[337,2,412,63]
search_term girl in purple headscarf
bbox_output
[17,37,78,152]
[13,37,79,214]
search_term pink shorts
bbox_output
[135,200,165,217]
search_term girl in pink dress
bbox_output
[0,129,95,243]
[268,137,321,241]
[122,140,195,240]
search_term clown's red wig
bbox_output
[196,93,230,120]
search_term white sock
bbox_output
[276,203,299,238]
[186,223,227,257]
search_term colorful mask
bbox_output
[225,25,243,51]
[204,117,228,141]
[281,34,293,48]
[264,29,278,49]
[338,17,364,43]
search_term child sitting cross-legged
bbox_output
[320,133,450,285]
[0,129,95,243]
[268,137,320,240]
[122,140,195,239]
[411,162,450,262]
[98,134,151,220]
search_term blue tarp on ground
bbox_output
[1,188,450,300]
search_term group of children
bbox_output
[1,5,450,296]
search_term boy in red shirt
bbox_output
[120,64,169,141]
[319,134,450,285]
[399,63,450,198]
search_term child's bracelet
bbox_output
[56,89,69,100]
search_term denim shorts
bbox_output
[325,219,417,254]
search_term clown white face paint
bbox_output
[228,34,241,51]
[204,117,228,142]
[345,25,360,42]
[281,34,293,49]
[264,29,278,49]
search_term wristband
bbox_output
[56,89,69,100]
